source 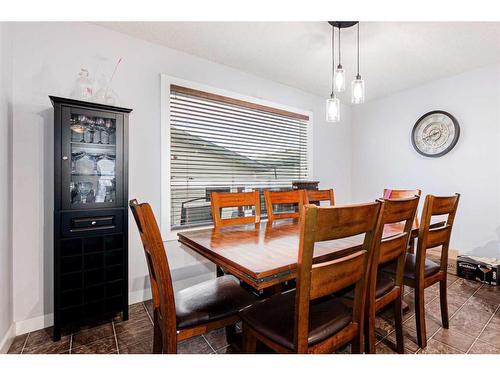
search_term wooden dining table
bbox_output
[178,218,418,291]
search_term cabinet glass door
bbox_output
[61,107,123,210]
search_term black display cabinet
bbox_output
[50,96,132,340]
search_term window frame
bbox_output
[161,74,314,240]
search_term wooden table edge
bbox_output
[178,232,297,290]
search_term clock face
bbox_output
[411,111,460,157]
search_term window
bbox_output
[169,84,310,230]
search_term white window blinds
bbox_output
[170,85,310,229]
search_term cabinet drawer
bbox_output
[61,209,123,238]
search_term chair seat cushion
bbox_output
[175,275,257,330]
[382,253,440,280]
[240,289,352,351]
[375,272,396,297]
[342,272,395,300]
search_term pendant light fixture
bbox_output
[326,24,340,122]
[351,22,365,104]
[325,21,364,120]
[334,27,345,92]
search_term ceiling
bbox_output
[95,22,500,102]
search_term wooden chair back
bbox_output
[129,199,177,352]
[305,189,335,206]
[210,191,261,228]
[294,202,381,352]
[264,190,305,221]
[369,196,420,299]
[416,194,460,276]
[383,189,421,227]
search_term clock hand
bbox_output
[423,130,440,141]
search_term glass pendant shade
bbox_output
[326,94,340,122]
[334,66,345,92]
[351,76,365,104]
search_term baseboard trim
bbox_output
[129,288,152,305]
[15,313,54,336]
[0,323,15,353]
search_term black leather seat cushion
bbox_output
[375,272,396,297]
[383,253,440,280]
[175,275,257,330]
[240,289,352,350]
[342,272,395,300]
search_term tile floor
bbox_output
[7,275,500,354]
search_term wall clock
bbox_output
[411,110,460,157]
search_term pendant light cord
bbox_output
[357,23,360,77]
[338,26,341,66]
[331,25,334,95]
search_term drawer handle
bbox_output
[91,221,97,225]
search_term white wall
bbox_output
[0,23,14,352]
[9,22,352,332]
[351,64,500,258]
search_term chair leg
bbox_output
[394,295,405,354]
[242,323,257,353]
[364,308,376,354]
[351,334,362,354]
[153,309,163,354]
[414,286,427,348]
[439,279,449,329]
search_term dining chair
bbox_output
[210,191,261,228]
[240,201,381,354]
[129,199,257,353]
[383,193,460,349]
[383,189,421,253]
[364,196,420,353]
[264,190,305,221]
[210,191,261,278]
[305,189,335,206]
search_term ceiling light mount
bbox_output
[327,21,358,29]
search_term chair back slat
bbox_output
[426,225,452,248]
[129,199,177,351]
[416,194,460,274]
[383,189,421,199]
[294,202,380,352]
[309,251,366,300]
[264,190,304,221]
[313,202,381,242]
[211,191,260,228]
[305,189,335,206]
[378,233,409,264]
[430,196,459,216]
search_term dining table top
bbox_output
[178,219,417,290]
